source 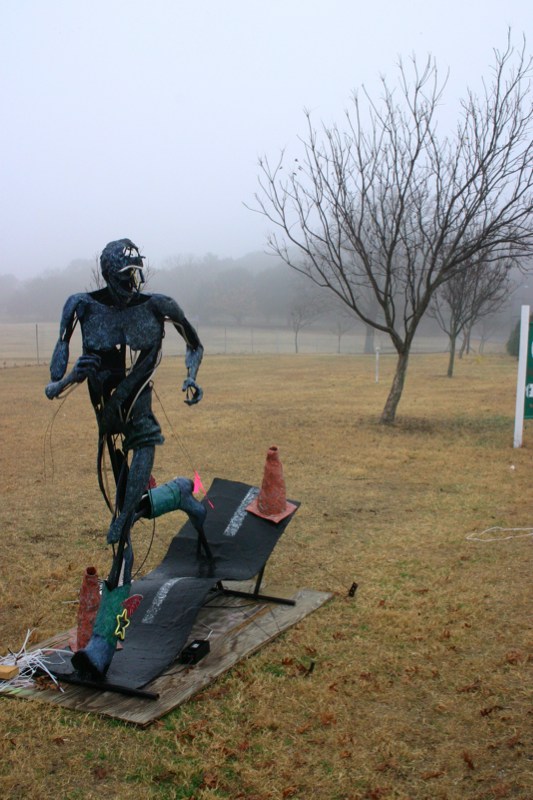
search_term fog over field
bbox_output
[0,0,530,280]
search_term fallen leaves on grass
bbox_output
[421,769,445,780]
[92,767,108,780]
[480,705,505,716]
[458,679,481,693]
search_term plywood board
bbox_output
[0,585,331,727]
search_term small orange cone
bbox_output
[246,445,298,523]
[69,566,101,652]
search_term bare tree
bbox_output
[288,288,322,353]
[252,35,533,423]
[89,254,104,290]
[474,315,504,355]
[324,297,356,352]
[329,313,355,354]
[429,256,513,376]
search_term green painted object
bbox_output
[147,481,182,518]
[92,583,131,646]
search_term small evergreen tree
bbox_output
[507,320,521,357]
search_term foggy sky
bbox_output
[1,0,530,279]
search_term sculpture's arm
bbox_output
[45,294,99,399]
[153,295,204,405]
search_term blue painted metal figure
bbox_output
[46,238,209,679]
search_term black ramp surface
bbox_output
[45,479,299,689]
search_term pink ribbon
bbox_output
[193,470,215,509]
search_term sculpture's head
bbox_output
[100,238,145,305]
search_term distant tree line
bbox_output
[0,248,525,361]
[0,251,345,333]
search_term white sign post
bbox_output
[513,305,530,448]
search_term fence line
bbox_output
[0,321,503,367]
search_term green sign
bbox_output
[525,322,533,419]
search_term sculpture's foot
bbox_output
[176,478,208,533]
[71,634,116,681]
[72,582,131,679]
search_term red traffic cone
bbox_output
[69,566,101,652]
[246,445,297,523]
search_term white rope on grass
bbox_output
[0,629,71,692]
[466,527,533,542]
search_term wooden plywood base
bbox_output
[0,585,332,727]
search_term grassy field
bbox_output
[0,352,531,799]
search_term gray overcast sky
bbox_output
[0,0,530,278]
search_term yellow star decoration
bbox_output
[114,608,130,640]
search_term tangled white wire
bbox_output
[466,527,533,542]
[0,630,71,692]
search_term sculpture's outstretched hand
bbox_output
[71,354,101,383]
[182,377,203,406]
[45,353,101,399]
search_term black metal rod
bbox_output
[217,586,296,606]
[196,526,214,562]
[253,565,266,595]
[54,672,160,700]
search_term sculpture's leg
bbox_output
[72,448,154,680]
[71,524,135,680]
[107,446,155,544]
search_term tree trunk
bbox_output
[447,334,457,377]
[294,330,299,353]
[465,327,472,355]
[459,325,471,359]
[380,350,409,424]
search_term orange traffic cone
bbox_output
[69,566,101,652]
[246,445,298,523]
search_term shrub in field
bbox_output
[507,320,520,357]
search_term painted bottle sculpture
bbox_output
[70,566,101,653]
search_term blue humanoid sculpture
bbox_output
[46,238,209,678]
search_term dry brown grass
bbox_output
[0,352,531,800]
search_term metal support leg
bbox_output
[196,525,214,563]
[216,567,296,607]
